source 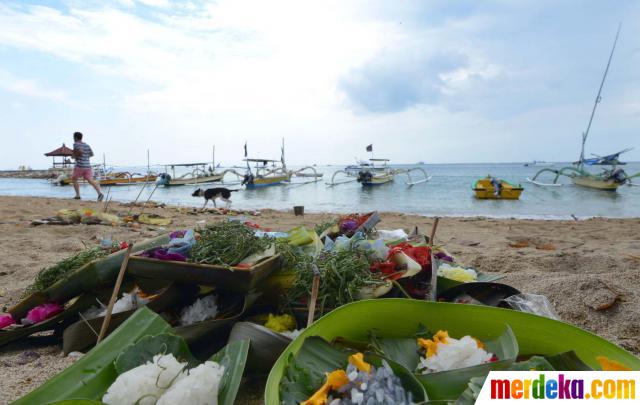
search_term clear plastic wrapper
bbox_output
[503,293,559,320]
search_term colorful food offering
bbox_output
[416,330,496,374]
[302,354,414,405]
[280,336,426,405]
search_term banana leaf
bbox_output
[455,376,486,405]
[126,253,282,292]
[14,307,171,404]
[114,333,199,373]
[62,283,199,354]
[210,339,251,405]
[280,335,427,405]
[373,326,517,400]
[9,234,169,319]
[436,273,504,295]
[16,308,250,405]
[228,321,292,373]
[264,299,640,404]
[438,282,520,307]
[0,293,97,347]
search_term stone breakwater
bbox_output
[0,170,64,179]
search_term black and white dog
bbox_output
[192,187,238,209]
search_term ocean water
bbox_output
[1,162,639,219]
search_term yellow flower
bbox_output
[418,330,449,357]
[264,313,296,333]
[597,356,632,371]
[302,369,349,405]
[348,353,371,373]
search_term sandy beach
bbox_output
[1,195,639,403]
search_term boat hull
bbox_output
[571,176,619,191]
[246,175,290,188]
[99,175,157,186]
[473,177,523,200]
[361,174,394,186]
[157,173,224,186]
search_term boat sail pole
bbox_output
[578,23,622,168]
[281,138,286,171]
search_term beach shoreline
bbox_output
[1,195,639,403]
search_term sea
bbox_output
[1,162,639,219]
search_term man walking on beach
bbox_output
[72,131,103,201]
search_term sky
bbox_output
[0,0,639,169]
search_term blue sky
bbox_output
[0,0,639,169]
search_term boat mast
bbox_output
[578,23,621,168]
[281,138,286,170]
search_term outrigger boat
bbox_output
[156,146,230,187]
[473,176,523,200]
[527,25,639,191]
[328,157,430,187]
[234,140,319,188]
[98,172,157,186]
[356,158,395,186]
[156,163,225,187]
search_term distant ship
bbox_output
[524,160,554,167]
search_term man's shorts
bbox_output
[72,167,93,180]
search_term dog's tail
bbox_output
[229,189,240,192]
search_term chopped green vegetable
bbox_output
[190,221,273,267]
[314,220,336,236]
[23,247,110,297]
[284,249,385,312]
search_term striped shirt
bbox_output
[73,141,93,168]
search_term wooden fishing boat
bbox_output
[99,172,157,186]
[235,140,319,188]
[156,163,225,186]
[527,25,639,190]
[356,159,395,186]
[473,176,523,199]
[241,158,291,188]
[571,174,620,190]
[329,157,430,187]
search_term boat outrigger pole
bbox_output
[578,23,621,168]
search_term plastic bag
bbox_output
[503,293,559,320]
[168,229,195,256]
[376,229,408,241]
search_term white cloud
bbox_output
[137,0,170,8]
[0,69,67,102]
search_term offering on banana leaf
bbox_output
[23,241,128,297]
[416,330,496,374]
[189,221,273,267]
[303,354,414,405]
[280,336,426,405]
[103,353,225,405]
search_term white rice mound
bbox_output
[157,360,225,405]
[102,354,187,405]
[179,295,218,326]
[417,335,494,374]
[82,292,151,320]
